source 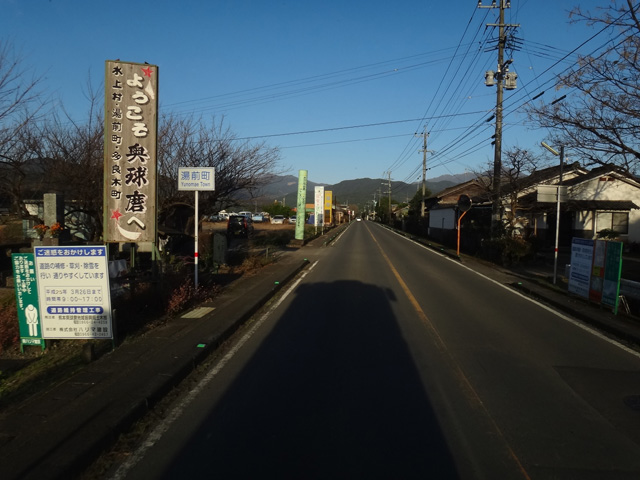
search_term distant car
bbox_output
[271,215,285,224]
[208,214,220,222]
[356,217,362,221]
[227,215,254,238]
[289,215,297,224]
[238,211,252,218]
[251,213,264,222]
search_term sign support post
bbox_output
[195,189,199,288]
[178,167,215,290]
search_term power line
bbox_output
[232,111,488,140]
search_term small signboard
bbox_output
[11,253,44,350]
[34,246,113,339]
[537,185,568,203]
[568,237,623,314]
[314,186,325,227]
[602,241,623,312]
[589,240,607,303]
[568,238,593,298]
[178,167,215,191]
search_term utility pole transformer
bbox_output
[479,0,519,236]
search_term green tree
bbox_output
[408,188,432,217]
[262,202,293,218]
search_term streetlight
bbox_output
[541,142,565,284]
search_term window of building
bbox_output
[596,211,629,234]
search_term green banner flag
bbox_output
[295,170,308,241]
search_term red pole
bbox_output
[457,210,468,257]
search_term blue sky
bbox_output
[2,0,610,185]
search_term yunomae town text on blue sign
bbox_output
[178,167,216,191]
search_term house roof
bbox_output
[430,178,490,204]
[511,162,587,193]
[560,164,640,188]
[426,163,640,213]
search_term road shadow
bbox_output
[155,280,460,479]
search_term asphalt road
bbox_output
[115,221,640,479]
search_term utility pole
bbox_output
[479,0,518,236]
[416,127,428,217]
[387,172,392,225]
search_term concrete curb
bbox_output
[0,258,310,480]
[510,280,640,347]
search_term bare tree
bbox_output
[0,40,48,215]
[0,118,44,216]
[36,81,104,240]
[157,113,281,214]
[527,1,640,173]
[0,40,46,124]
[475,147,549,235]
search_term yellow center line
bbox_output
[367,226,532,480]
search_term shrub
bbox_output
[597,228,619,239]
[166,281,214,317]
[166,282,197,316]
[0,296,19,354]
[481,236,532,266]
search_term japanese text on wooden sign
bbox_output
[104,60,158,243]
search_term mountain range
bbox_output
[247,173,475,209]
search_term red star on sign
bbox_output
[141,66,153,77]
[111,209,123,221]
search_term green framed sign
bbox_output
[11,253,44,351]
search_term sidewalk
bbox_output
[1,228,640,480]
[0,245,313,480]
[462,253,640,348]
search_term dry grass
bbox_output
[0,224,297,410]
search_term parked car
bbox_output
[227,215,254,238]
[208,214,220,222]
[289,215,297,224]
[251,213,264,222]
[271,215,285,225]
[238,211,252,218]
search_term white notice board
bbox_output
[178,167,215,191]
[568,238,594,299]
[34,246,113,339]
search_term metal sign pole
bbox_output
[178,166,215,290]
[195,190,199,289]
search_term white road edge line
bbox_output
[110,260,319,479]
[383,226,640,360]
[330,224,349,246]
